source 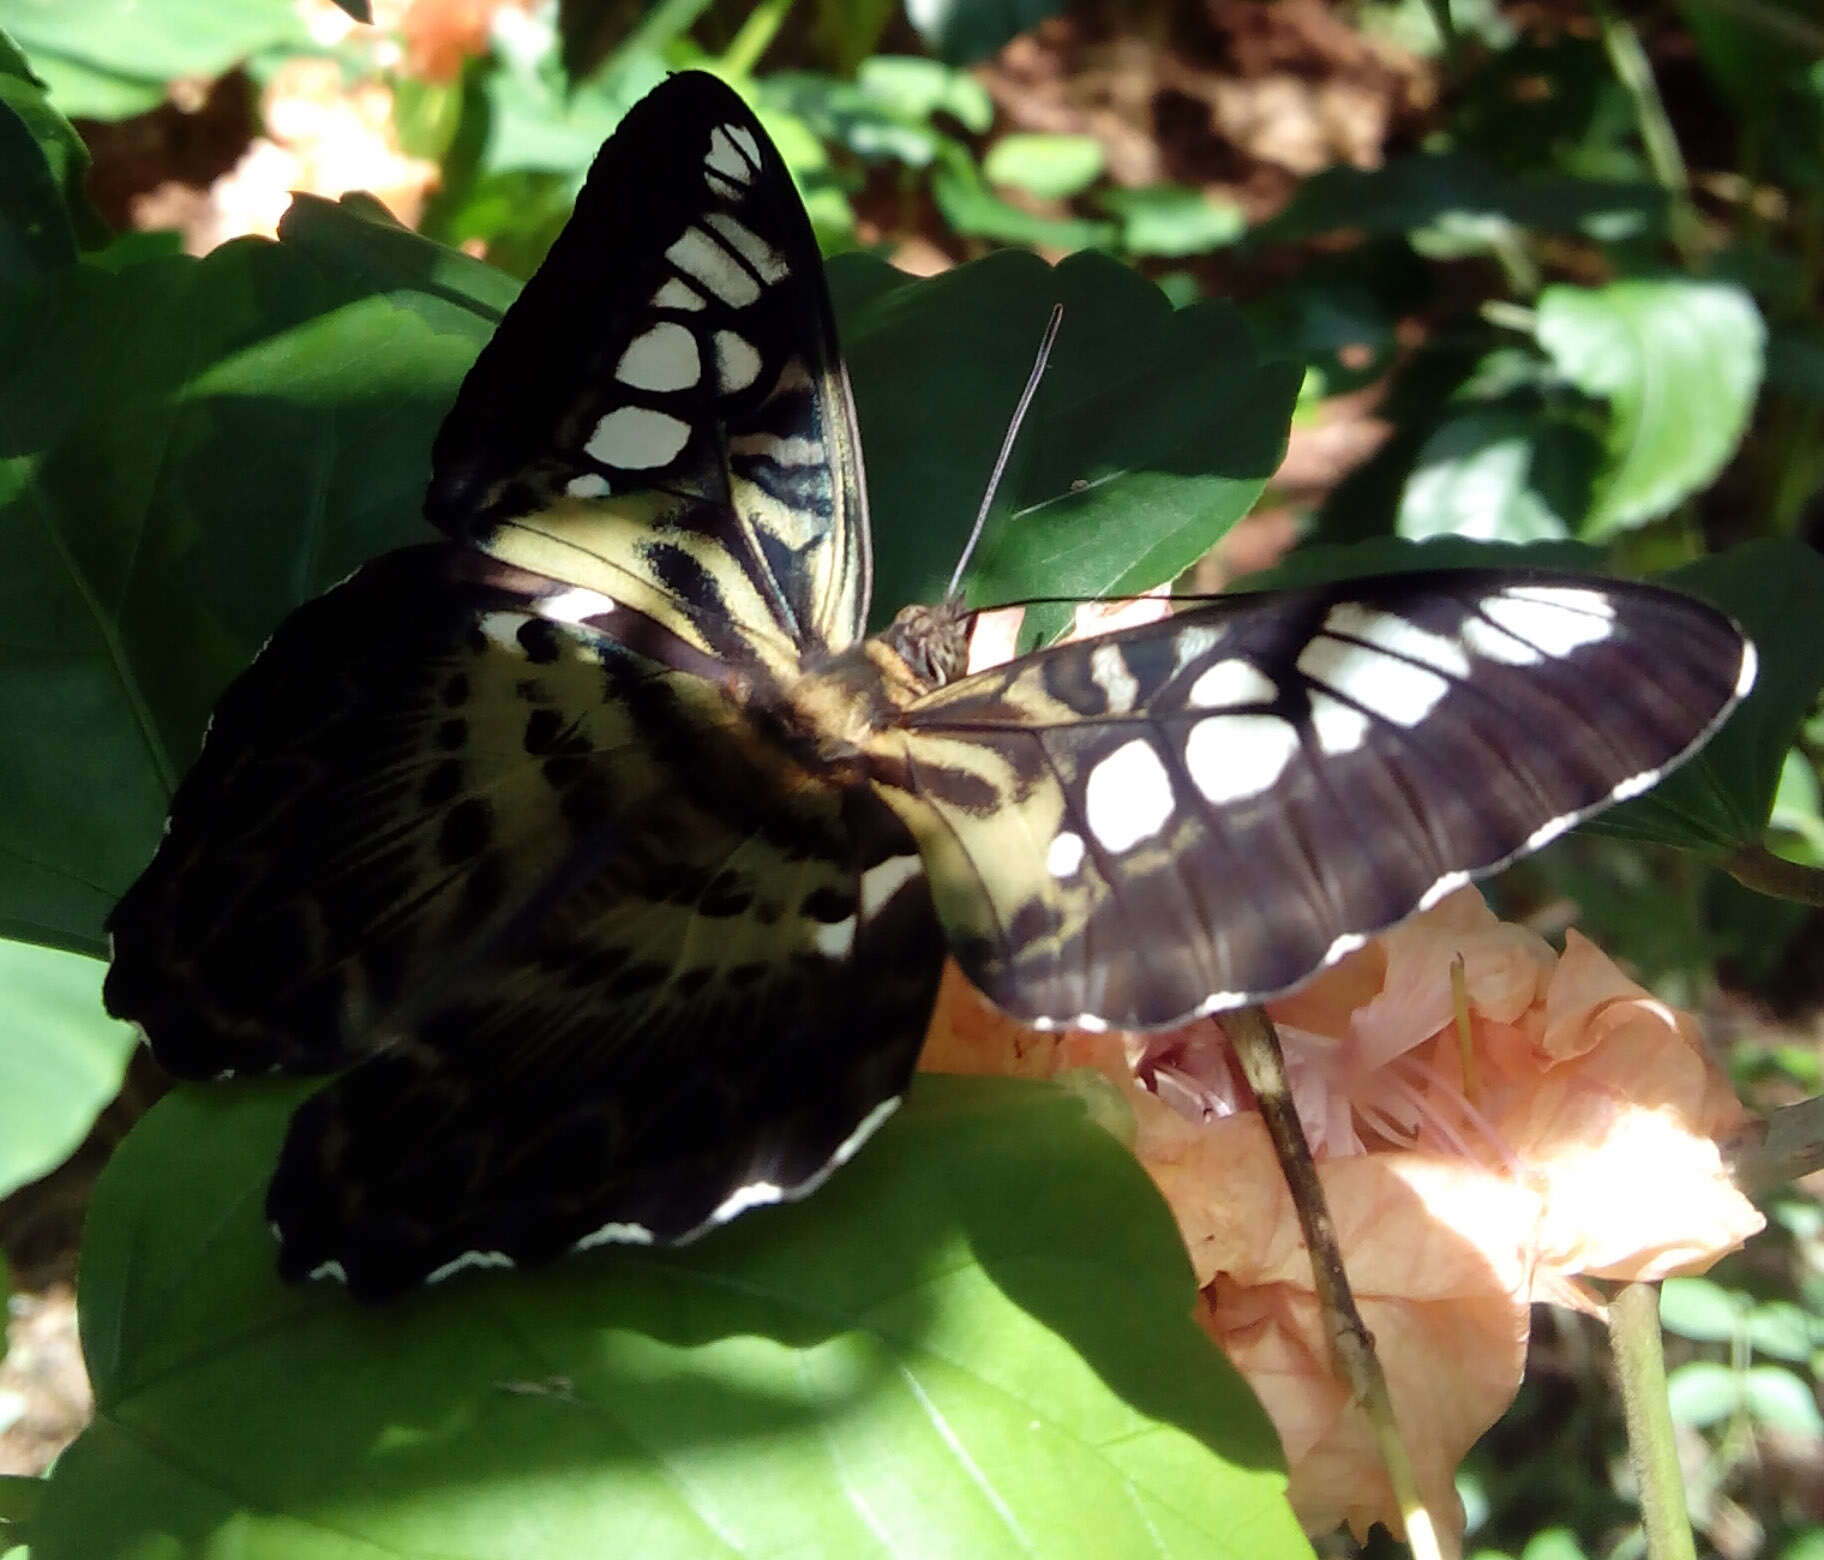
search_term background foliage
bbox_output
[3,0,1824,1557]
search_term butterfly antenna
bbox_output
[944,304,1065,604]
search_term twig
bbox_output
[1725,1095,1824,1192]
[1609,1282,1698,1560]
[1725,842,1824,907]
[1222,1006,1443,1560]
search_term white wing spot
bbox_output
[1323,932,1367,966]
[566,472,612,498]
[1187,657,1277,709]
[308,1260,348,1284]
[713,329,762,393]
[712,1180,784,1222]
[831,1097,900,1168]
[860,854,923,917]
[1297,633,1450,727]
[704,212,788,282]
[813,914,857,957]
[1323,602,1472,677]
[1309,692,1370,755]
[1185,714,1300,804]
[540,586,616,624]
[706,125,753,184]
[1479,588,1614,657]
[1089,643,1140,713]
[572,1221,655,1252]
[1171,624,1225,673]
[1607,767,1663,803]
[479,611,527,648]
[1046,830,1086,878]
[425,1249,515,1285]
[615,321,699,392]
[1084,738,1175,853]
[1523,812,1578,852]
[1461,614,1543,666]
[1735,640,1758,697]
[732,433,823,466]
[1417,871,1471,912]
[652,277,705,312]
[727,124,761,164]
[584,406,690,470]
[665,226,759,306]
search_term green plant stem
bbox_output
[1725,842,1824,906]
[1592,1,1699,259]
[1223,1006,1443,1560]
[719,0,793,78]
[1608,1282,1696,1560]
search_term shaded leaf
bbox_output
[1099,184,1246,257]
[33,1076,1309,1560]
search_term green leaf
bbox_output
[34,1076,1312,1559]
[1744,1365,1824,1437]
[931,149,1118,252]
[1592,540,1824,852]
[1397,408,1593,543]
[907,0,1066,67]
[1533,279,1765,539]
[0,236,498,955]
[855,53,993,132]
[0,941,135,1199]
[1249,152,1668,249]
[1099,184,1245,258]
[0,27,109,288]
[830,249,1300,644]
[983,132,1105,201]
[0,0,310,121]
[1658,1276,1744,1342]
[1747,1301,1818,1364]
[1666,1360,1739,1429]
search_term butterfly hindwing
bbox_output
[879,569,1752,1030]
[269,768,941,1301]
[426,72,869,668]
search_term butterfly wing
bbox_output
[427,70,869,668]
[876,570,1753,1030]
[105,543,944,1294]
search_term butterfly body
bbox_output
[104,71,1753,1299]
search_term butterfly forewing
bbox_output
[425,73,868,668]
[877,570,1752,1031]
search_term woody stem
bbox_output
[1223,1005,1442,1560]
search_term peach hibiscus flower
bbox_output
[920,604,1761,1554]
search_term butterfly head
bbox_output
[878,600,974,691]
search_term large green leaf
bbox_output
[0,238,495,955]
[0,940,135,1199]
[831,249,1301,644]
[0,27,108,289]
[30,1076,1310,1560]
[1533,278,1765,539]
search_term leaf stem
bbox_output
[1223,1006,1443,1560]
[1592,1,1699,259]
[1725,842,1824,906]
[1608,1281,1697,1560]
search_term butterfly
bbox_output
[103,70,1754,1300]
